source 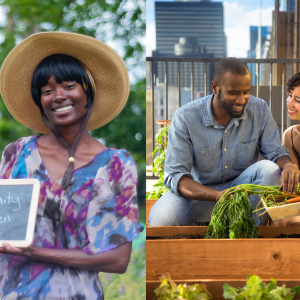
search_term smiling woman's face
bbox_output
[40,75,88,129]
[287,85,300,121]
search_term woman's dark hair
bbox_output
[287,72,300,93]
[31,54,94,112]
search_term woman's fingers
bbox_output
[0,242,29,256]
[281,163,300,194]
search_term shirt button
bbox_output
[224,148,227,151]
[225,165,228,169]
[225,130,227,133]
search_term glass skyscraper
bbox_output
[155,0,226,58]
[153,0,226,99]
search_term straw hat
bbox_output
[0,31,130,134]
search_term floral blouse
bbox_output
[0,136,143,299]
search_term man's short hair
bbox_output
[214,57,250,85]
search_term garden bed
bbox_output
[147,279,300,300]
[146,226,300,299]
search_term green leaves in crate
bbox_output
[155,273,212,300]
[223,275,298,300]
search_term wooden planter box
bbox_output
[146,199,157,226]
[146,226,300,300]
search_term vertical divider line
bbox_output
[269,63,273,111]
[205,62,208,96]
[178,61,181,107]
[165,61,168,120]
[151,61,155,173]
[256,63,260,97]
[191,62,194,101]
[286,63,291,128]
[281,63,285,144]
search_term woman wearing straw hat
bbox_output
[0,32,143,299]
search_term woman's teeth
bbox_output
[55,105,72,112]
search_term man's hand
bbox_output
[280,163,300,194]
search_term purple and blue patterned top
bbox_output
[0,136,143,299]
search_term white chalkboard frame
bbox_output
[0,178,40,247]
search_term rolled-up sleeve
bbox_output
[164,109,194,195]
[259,101,290,162]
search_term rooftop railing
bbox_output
[146,57,300,178]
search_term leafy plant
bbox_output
[223,275,300,300]
[98,244,146,299]
[155,273,212,300]
[146,179,169,200]
[152,125,170,181]
[205,185,259,239]
[205,183,300,239]
[147,125,170,199]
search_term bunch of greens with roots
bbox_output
[204,184,295,239]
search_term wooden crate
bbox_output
[260,196,300,221]
[146,226,300,299]
[146,199,157,226]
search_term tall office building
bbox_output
[283,0,295,11]
[155,0,226,57]
[154,0,226,96]
[247,26,271,85]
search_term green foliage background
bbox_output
[0,0,146,298]
[0,0,146,216]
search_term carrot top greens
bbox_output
[205,184,300,239]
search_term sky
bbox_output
[146,0,279,58]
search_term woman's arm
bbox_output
[0,241,132,274]
[283,126,299,169]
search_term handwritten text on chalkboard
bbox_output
[0,185,33,240]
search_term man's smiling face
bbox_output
[216,72,251,118]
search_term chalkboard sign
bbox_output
[0,179,40,247]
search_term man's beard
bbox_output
[217,88,247,118]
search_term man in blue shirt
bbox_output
[149,57,300,226]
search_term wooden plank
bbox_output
[147,226,300,237]
[259,225,300,237]
[146,199,157,226]
[147,279,300,300]
[147,226,207,236]
[146,239,300,281]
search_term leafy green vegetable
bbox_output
[223,275,296,300]
[148,125,170,199]
[152,125,170,181]
[146,179,169,199]
[205,185,258,239]
[155,274,212,300]
[205,184,300,239]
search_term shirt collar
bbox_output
[203,93,247,128]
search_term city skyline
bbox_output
[147,0,275,58]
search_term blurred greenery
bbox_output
[98,244,146,299]
[0,1,146,298]
[0,0,146,218]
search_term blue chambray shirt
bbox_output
[164,94,290,195]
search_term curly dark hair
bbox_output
[287,72,300,93]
